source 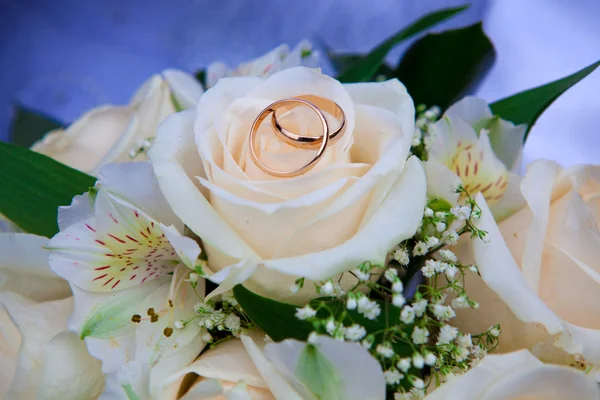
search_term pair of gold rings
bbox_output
[248,94,346,178]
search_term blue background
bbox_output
[1,0,599,166]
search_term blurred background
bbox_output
[1,0,599,166]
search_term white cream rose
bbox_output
[31,70,202,175]
[453,160,600,367]
[149,67,426,301]
[426,350,600,400]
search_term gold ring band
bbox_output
[248,98,330,178]
[270,94,346,150]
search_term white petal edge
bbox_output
[163,69,204,110]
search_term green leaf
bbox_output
[233,284,313,342]
[0,141,95,237]
[233,285,412,357]
[10,105,64,148]
[395,22,495,110]
[490,60,600,140]
[336,5,469,83]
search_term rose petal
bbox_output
[149,111,258,262]
[163,69,204,110]
[263,156,426,281]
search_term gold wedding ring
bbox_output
[248,98,330,178]
[270,94,346,149]
[248,95,346,178]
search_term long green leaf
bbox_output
[336,5,469,83]
[10,105,63,148]
[0,142,95,237]
[490,60,600,140]
[233,284,313,341]
[395,22,495,110]
[233,285,411,358]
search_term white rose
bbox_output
[426,350,600,400]
[31,70,202,175]
[0,233,103,399]
[171,333,385,400]
[453,160,600,367]
[149,67,426,301]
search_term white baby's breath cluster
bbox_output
[291,190,498,398]
[411,104,441,157]
[172,285,253,348]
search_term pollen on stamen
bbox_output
[150,315,159,323]
[163,327,173,337]
[147,308,155,316]
[132,314,142,323]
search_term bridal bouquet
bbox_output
[2,5,600,400]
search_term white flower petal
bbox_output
[424,159,461,207]
[37,331,104,400]
[489,171,525,221]
[97,162,184,230]
[58,193,94,231]
[426,349,600,400]
[0,293,73,399]
[264,335,385,400]
[472,193,565,334]
[31,106,134,174]
[163,69,204,110]
[240,335,303,400]
[445,96,493,125]
[0,233,70,301]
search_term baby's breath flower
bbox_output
[457,333,473,349]
[362,335,375,350]
[469,265,479,274]
[385,268,398,282]
[412,353,425,369]
[489,325,501,337]
[188,272,199,284]
[431,304,456,321]
[411,377,425,390]
[224,314,241,331]
[392,294,406,308]
[400,306,416,324]
[412,326,430,345]
[392,248,410,265]
[357,296,381,320]
[354,268,371,281]
[307,332,319,345]
[437,325,459,345]
[384,369,404,385]
[442,230,459,245]
[453,346,470,362]
[392,279,404,294]
[424,207,434,218]
[451,296,469,309]
[174,320,185,329]
[445,265,459,281]
[424,352,437,366]
[421,260,437,278]
[200,330,213,343]
[194,302,214,314]
[295,305,317,320]
[435,211,447,220]
[424,236,440,248]
[413,299,428,317]
[346,294,357,310]
[221,291,238,306]
[319,280,334,295]
[345,324,366,341]
[376,343,395,358]
[413,241,428,256]
[451,205,471,220]
[397,357,412,373]
[435,222,447,232]
[438,249,458,263]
